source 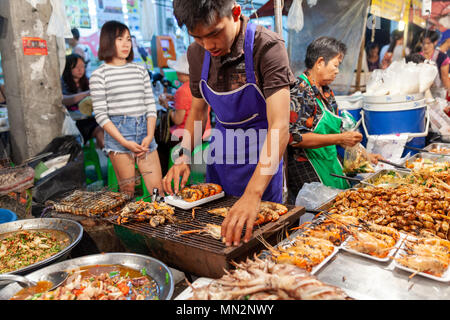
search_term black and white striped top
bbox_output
[90,62,156,127]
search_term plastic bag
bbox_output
[287,0,304,32]
[31,136,86,208]
[429,98,450,135]
[365,60,428,96]
[61,109,82,141]
[340,110,357,132]
[295,182,341,210]
[343,144,375,174]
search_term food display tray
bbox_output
[164,192,225,210]
[423,143,450,155]
[392,234,450,283]
[269,230,340,275]
[340,232,405,263]
[353,169,410,188]
[401,152,449,166]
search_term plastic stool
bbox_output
[107,158,151,201]
[83,139,103,185]
[168,142,209,186]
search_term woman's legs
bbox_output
[136,150,164,196]
[109,152,136,198]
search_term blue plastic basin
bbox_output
[0,209,18,224]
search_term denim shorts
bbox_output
[104,115,158,155]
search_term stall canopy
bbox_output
[428,1,450,31]
[250,0,292,18]
[287,0,371,95]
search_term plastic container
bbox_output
[0,209,18,224]
[361,94,429,157]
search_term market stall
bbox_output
[173,142,450,300]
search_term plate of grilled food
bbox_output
[164,183,225,210]
[392,233,450,282]
[340,222,403,263]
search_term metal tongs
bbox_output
[330,173,376,187]
[378,159,411,172]
[17,152,53,168]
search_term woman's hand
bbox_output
[368,153,384,165]
[136,136,153,158]
[122,140,149,154]
[339,131,363,148]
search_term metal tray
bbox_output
[353,169,411,188]
[401,152,450,166]
[0,252,174,300]
[423,143,450,155]
[0,218,83,276]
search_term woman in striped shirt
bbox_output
[90,20,163,197]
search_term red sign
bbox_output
[22,37,48,56]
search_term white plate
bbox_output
[340,232,404,263]
[277,235,340,275]
[164,191,225,210]
[174,277,214,300]
[393,234,450,283]
[310,245,340,275]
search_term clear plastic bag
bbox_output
[343,144,375,174]
[340,110,357,132]
[295,182,341,210]
[287,0,304,32]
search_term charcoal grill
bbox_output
[108,196,305,278]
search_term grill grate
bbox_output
[47,189,131,217]
[106,196,299,254]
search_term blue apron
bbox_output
[199,22,283,202]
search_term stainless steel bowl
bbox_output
[0,252,174,300]
[0,218,83,276]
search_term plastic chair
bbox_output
[83,139,103,185]
[107,158,151,201]
[168,142,209,186]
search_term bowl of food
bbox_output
[0,218,83,276]
[0,252,174,300]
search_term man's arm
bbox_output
[221,87,290,246]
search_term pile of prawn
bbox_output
[189,255,352,300]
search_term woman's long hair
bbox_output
[62,54,89,94]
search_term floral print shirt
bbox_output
[288,71,339,161]
[289,71,339,146]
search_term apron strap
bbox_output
[201,51,211,81]
[244,23,257,84]
[299,73,325,111]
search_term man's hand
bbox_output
[162,154,191,195]
[339,132,363,148]
[221,192,261,247]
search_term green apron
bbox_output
[300,74,350,189]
